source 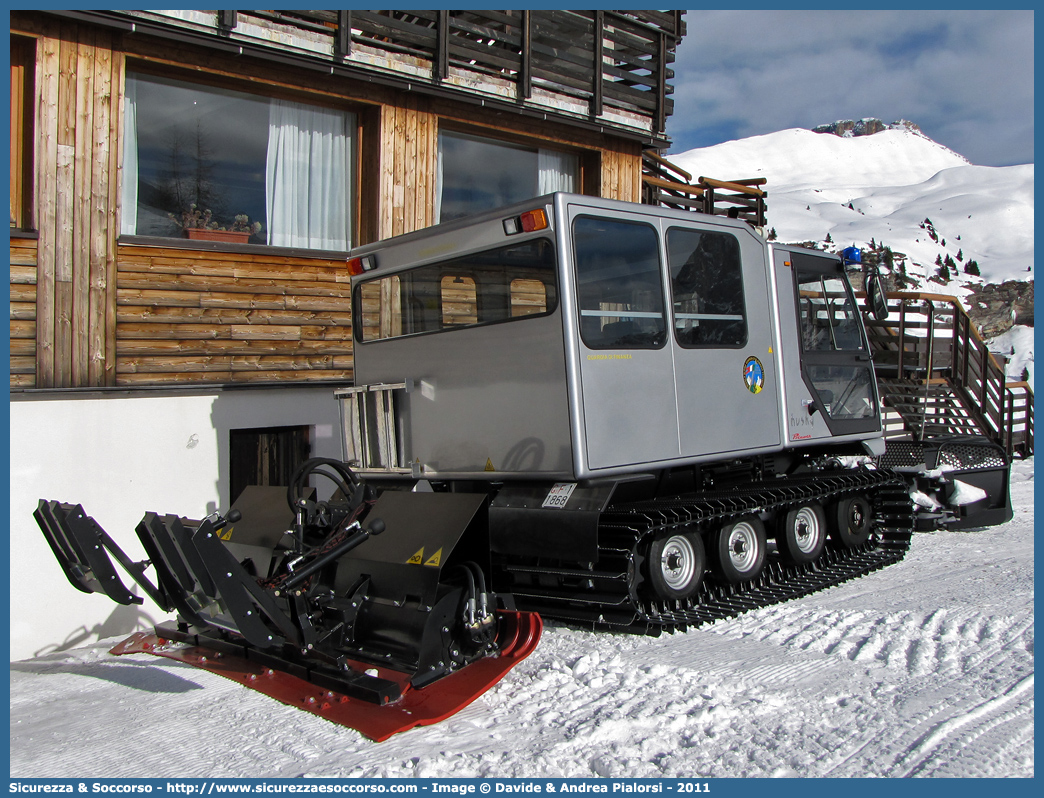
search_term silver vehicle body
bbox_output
[348,193,882,481]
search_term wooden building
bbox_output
[9,9,689,390]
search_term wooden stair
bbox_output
[866,293,1033,457]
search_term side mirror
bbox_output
[864,269,889,321]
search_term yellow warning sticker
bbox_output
[484,458,496,472]
[424,548,443,567]
[407,548,425,565]
[219,527,233,541]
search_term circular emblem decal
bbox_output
[743,356,765,394]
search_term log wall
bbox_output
[10,238,38,388]
[115,245,353,385]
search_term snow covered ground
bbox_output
[10,460,1033,779]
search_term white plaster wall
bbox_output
[9,386,344,662]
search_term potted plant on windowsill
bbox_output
[169,205,263,244]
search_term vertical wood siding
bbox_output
[601,138,642,203]
[379,95,438,240]
[31,20,121,389]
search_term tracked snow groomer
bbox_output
[34,193,1012,740]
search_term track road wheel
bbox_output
[647,532,705,600]
[776,504,827,564]
[831,495,873,548]
[712,518,766,585]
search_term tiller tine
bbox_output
[111,609,542,742]
[136,512,297,648]
[33,501,154,606]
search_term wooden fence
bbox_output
[248,9,681,133]
[641,150,768,227]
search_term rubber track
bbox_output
[501,468,915,635]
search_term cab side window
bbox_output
[573,216,665,349]
[666,228,747,348]
[355,238,556,342]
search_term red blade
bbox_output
[110,610,542,742]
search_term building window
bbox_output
[435,130,578,223]
[122,72,355,250]
[10,36,35,230]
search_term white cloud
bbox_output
[666,10,1033,166]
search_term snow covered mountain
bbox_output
[669,126,1034,292]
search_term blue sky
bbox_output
[664,9,1034,167]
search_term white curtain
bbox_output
[538,148,578,194]
[434,134,445,223]
[120,77,138,235]
[266,100,353,250]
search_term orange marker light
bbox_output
[347,255,376,275]
[520,209,548,232]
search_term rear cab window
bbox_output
[355,238,557,342]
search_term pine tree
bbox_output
[956,248,963,261]
[964,260,980,276]
[768,227,777,241]
[935,254,943,267]
[825,232,833,244]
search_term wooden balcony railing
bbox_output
[641,150,768,227]
[91,9,683,138]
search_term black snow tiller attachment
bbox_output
[33,458,541,742]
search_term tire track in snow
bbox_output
[894,673,1034,777]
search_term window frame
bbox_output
[10,35,35,232]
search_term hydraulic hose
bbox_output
[287,457,359,512]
